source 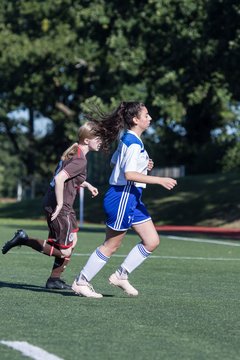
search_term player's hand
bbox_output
[87,185,99,198]
[51,204,62,221]
[147,159,154,171]
[158,177,177,190]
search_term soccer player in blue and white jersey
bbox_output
[72,101,177,298]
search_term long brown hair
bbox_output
[87,101,145,151]
[61,121,97,160]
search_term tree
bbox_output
[137,0,240,173]
[1,0,240,200]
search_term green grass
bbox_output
[143,171,240,227]
[1,219,240,359]
[0,171,239,227]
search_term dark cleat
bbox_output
[2,229,28,254]
[46,277,72,290]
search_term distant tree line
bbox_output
[0,0,240,197]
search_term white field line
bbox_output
[13,251,240,262]
[148,256,240,261]
[73,254,240,261]
[5,235,240,261]
[166,235,240,247]
[0,341,64,360]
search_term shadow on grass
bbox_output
[0,281,76,296]
[0,281,114,297]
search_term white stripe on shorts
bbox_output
[114,182,132,230]
[64,215,71,246]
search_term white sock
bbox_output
[77,248,109,282]
[119,243,151,274]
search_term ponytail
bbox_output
[61,143,79,161]
[86,101,145,151]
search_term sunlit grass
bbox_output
[1,220,240,359]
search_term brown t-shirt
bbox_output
[44,147,87,213]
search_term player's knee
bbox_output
[110,244,120,254]
[101,242,120,256]
[145,235,160,252]
[154,236,160,249]
[60,247,72,257]
[153,235,160,249]
[72,237,77,249]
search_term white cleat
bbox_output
[72,279,103,298]
[109,272,138,296]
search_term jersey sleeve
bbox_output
[121,144,141,172]
[63,157,87,178]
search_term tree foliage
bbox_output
[0,0,240,197]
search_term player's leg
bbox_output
[72,227,126,298]
[122,199,160,272]
[109,199,159,296]
[125,219,160,268]
[46,212,78,290]
[72,185,130,298]
[78,226,126,281]
[45,234,77,290]
[2,229,63,257]
[109,220,159,296]
[2,227,74,290]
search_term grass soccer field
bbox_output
[1,219,240,360]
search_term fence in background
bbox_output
[151,165,185,178]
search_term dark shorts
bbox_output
[46,210,79,249]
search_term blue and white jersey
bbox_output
[109,130,149,188]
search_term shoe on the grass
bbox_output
[46,277,72,290]
[2,229,28,254]
[109,272,138,296]
[72,279,103,298]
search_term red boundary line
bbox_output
[155,225,240,239]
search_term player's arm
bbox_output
[51,170,69,220]
[80,181,99,197]
[124,172,177,190]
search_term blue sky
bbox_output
[7,108,53,138]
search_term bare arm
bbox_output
[125,171,177,190]
[80,181,99,197]
[51,170,69,221]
